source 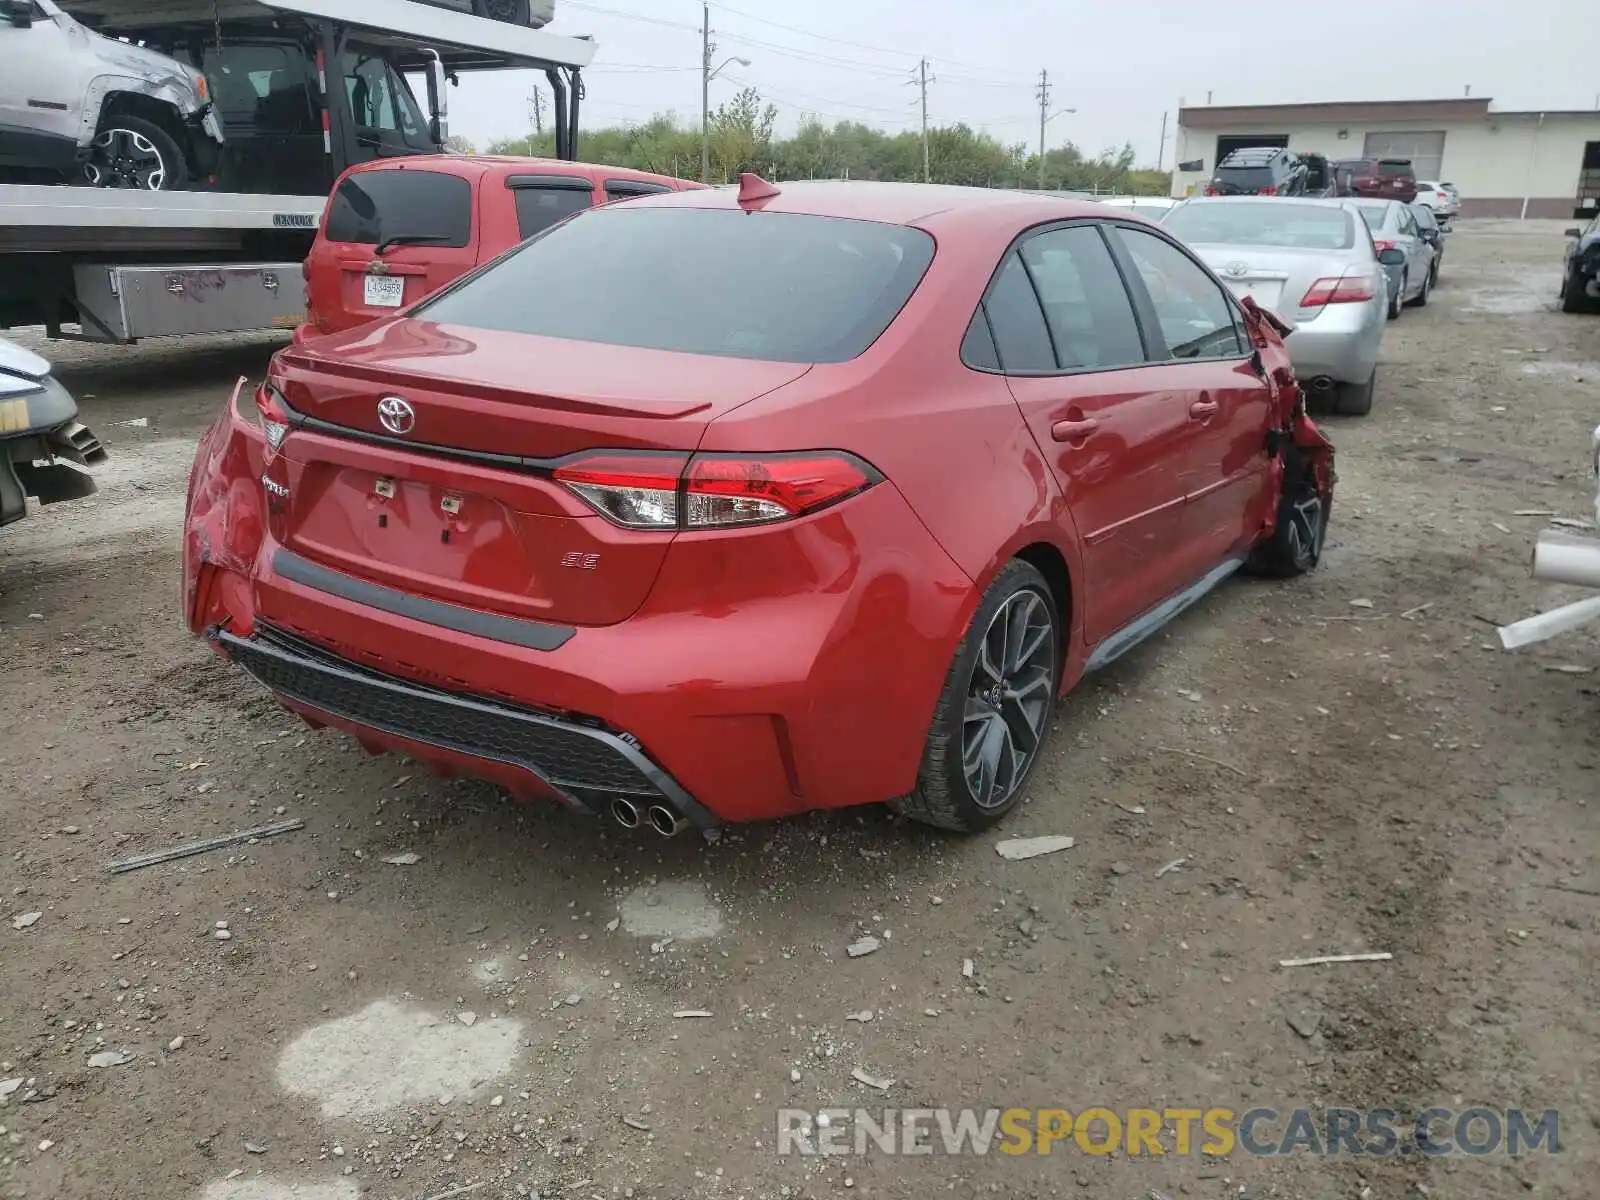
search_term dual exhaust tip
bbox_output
[610,796,687,838]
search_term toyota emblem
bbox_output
[377,396,415,435]
[1223,261,1250,278]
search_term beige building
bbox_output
[1172,98,1600,218]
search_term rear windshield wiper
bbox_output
[374,234,453,256]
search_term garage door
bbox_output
[1363,131,1446,181]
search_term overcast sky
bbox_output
[444,0,1600,165]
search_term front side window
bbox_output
[511,184,593,239]
[417,207,935,364]
[343,53,431,151]
[1017,225,1144,370]
[1112,227,1243,361]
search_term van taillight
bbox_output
[552,451,882,530]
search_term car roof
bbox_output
[1220,148,1283,162]
[611,180,1126,232]
[339,155,696,188]
[1173,196,1361,212]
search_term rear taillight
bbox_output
[1372,238,1396,254]
[1259,184,1278,196]
[255,383,292,452]
[1204,184,1218,196]
[1299,274,1377,306]
[553,451,881,531]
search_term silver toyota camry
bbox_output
[1162,197,1388,416]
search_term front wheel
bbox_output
[1246,475,1331,578]
[892,560,1059,832]
[473,0,532,21]
[78,117,187,190]
[1560,268,1597,314]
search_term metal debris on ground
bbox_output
[845,1010,874,1023]
[1349,598,1375,609]
[622,1115,652,1132]
[961,958,974,979]
[1278,952,1394,968]
[11,912,41,930]
[1543,663,1592,674]
[106,819,304,874]
[87,1050,131,1068]
[672,1009,713,1019]
[845,936,881,958]
[1155,857,1188,878]
[380,851,421,865]
[994,835,1074,861]
[850,1067,894,1092]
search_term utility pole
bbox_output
[919,58,931,183]
[529,86,545,138]
[1036,68,1050,191]
[1156,110,1167,172]
[700,2,713,184]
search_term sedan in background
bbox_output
[1415,181,1459,220]
[1410,203,1448,285]
[1351,198,1435,318]
[1562,214,1600,313]
[1093,195,1177,218]
[183,179,1335,835]
[1162,197,1387,415]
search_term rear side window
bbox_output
[605,181,671,203]
[1112,227,1243,361]
[980,254,1055,373]
[1378,160,1413,177]
[1017,225,1144,369]
[510,182,593,239]
[417,207,935,364]
[324,170,471,247]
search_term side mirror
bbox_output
[2,0,33,27]
[1567,228,1583,238]
[1378,248,1406,266]
[1420,229,1438,243]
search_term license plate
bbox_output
[364,275,405,308]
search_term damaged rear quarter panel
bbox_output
[184,378,266,634]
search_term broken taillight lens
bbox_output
[552,451,881,531]
[255,383,292,452]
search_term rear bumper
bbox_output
[185,406,978,824]
[1284,302,1384,384]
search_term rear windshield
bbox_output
[1353,201,1392,227]
[1164,202,1355,250]
[416,207,936,364]
[1377,160,1413,177]
[324,170,471,247]
[1215,166,1275,187]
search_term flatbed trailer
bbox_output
[0,0,594,342]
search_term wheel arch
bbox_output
[970,524,1086,688]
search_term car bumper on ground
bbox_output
[184,401,980,826]
[1284,302,1384,385]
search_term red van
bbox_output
[296,156,704,339]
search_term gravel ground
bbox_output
[1,220,1596,1200]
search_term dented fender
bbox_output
[183,377,266,634]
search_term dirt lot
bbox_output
[2,220,1597,1200]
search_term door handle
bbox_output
[1051,417,1100,442]
[1189,398,1220,419]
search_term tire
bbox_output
[892,560,1060,832]
[78,116,187,191]
[1337,366,1377,416]
[1560,268,1596,314]
[1387,273,1405,320]
[473,0,531,21]
[1406,266,1430,308]
[1247,472,1331,579]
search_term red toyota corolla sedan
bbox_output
[183,176,1334,835]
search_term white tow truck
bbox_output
[0,0,594,343]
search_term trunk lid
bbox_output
[266,321,810,627]
[1191,245,1373,324]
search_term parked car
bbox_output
[1561,214,1600,313]
[1093,195,1177,217]
[424,0,555,26]
[0,0,225,188]
[0,335,106,528]
[1332,157,1418,204]
[1410,202,1448,285]
[297,156,705,339]
[185,178,1336,834]
[1300,152,1335,196]
[1163,197,1387,415]
[1205,147,1309,196]
[1415,180,1459,220]
[1351,198,1434,317]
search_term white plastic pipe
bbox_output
[1531,530,1600,588]
[1499,595,1600,650]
